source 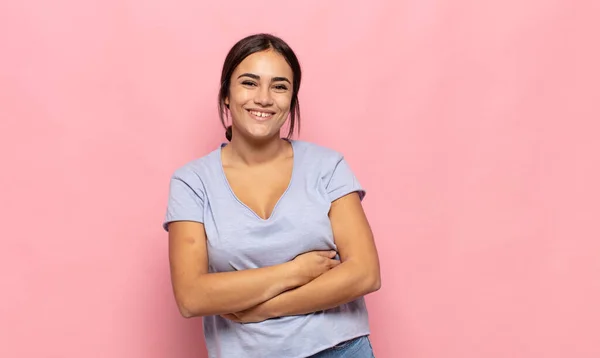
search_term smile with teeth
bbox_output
[248,110,274,119]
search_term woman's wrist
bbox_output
[281,261,304,289]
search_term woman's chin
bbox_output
[244,126,279,140]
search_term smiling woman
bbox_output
[224,49,292,141]
[163,33,380,358]
[218,34,301,143]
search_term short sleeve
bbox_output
[325,156,366,203]
[162,169,206,231]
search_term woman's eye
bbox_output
[242,81,257,86]
[274,85,288,90]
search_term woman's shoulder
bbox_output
[169,147,221,183]
[292,139,343,161]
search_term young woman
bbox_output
[163,33,381,358]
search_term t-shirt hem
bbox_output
[163,217,205,231]
[206,330,372,358]
[328,188,366,203]
[292,330,372,358]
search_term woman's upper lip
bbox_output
[246,108,276,114]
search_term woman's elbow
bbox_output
[362,265,381,294]
[178,307,195,319]
[371,274,381,292]
[174,290,204,318]
[348,260,381,294]
[366,272,381,293]
[175,297,198,318]
[350,269,381,295]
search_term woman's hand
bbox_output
[291,250,340,285]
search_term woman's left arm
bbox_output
[222,192,381,323]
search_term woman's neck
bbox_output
[225,136,289,166]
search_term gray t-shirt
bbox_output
[163,139,371,358]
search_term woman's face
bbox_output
[225,49,294,141]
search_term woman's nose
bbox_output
[254,86,273,106]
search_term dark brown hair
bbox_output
[218,33,302,141]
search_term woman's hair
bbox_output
[218,33,302,141]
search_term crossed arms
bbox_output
[167,192,381,323]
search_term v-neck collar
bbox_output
[217,139,296,221]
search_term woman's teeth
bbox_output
[249,110,273,118]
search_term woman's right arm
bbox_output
[168,220,338,318]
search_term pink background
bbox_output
[1,1,599,357]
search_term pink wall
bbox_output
[1,1,599,357]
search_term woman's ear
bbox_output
[225,97,230,109]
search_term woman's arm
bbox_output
[168,221,339,318]
[223,192,381,323]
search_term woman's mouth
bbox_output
[247,109,274,121]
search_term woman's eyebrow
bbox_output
[238,73,291,84]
